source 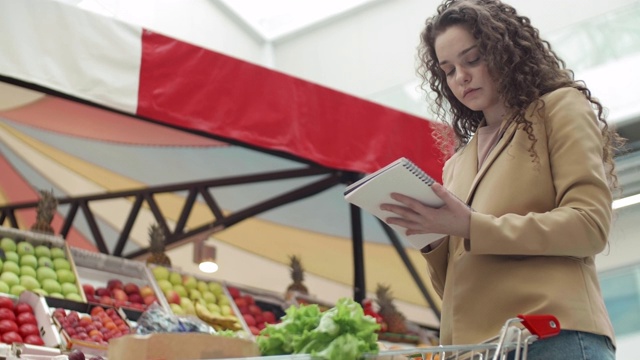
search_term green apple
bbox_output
[152,266,170,281]
[56,269,76,284]
[42,278,62,294]
[2,261,21,276]
[183,275,197,290]
[180,297,195,315]
[49,292,64,299]
[202,291,217,304]
[0,272,19,287]
[50,247,66,259]
[4,251,19,264]
[31,288,48,296]
[168,272,182,286]
[61,283,78,295]
[53,258,71,271]
[0,280,9,294]
[16,241,34,256]
[217,294,230,306]
[196,280,209,293]
[208,281,223,296]
[156,279,172,293]
[220,304,232,316]
[0,237,16,253]
[20,266,37,278]
[173,284,187,297]
[20,275,41,290]
[170,303,185,315]
[19,254,38,269]
[188,289,202,301]
[206,302,221,315]
[36,267,57,283]
[10,284,26,296]
[34,245,51,259]
[65,292,83,302]
[38,257,53,268]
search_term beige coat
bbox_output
[423,87,616,346]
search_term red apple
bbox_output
[128,293,143,304]
[143,295,157,306]
[82,284,96,297]
[99,296,114,306]
[243,295,255,305]
[139,285,154,298]
[262,311,276,324]
[242,313,256,327]
[248,325,260,336]
[95,287,110,297]
[249,305,262,316]
[123,283,139,295]
[14,303,33,315]
[165,290,180,305]
[112,289,128,302]
[107,279,123,291]
[227,287,240,299]
[234,298,247,308]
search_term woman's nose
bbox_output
[456,68,471,84]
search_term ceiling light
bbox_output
[612,194,640,210]
[193,239,218,273]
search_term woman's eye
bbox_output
[468,57,480,64]
[444,68,455,76]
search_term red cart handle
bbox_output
[517,314,561,339]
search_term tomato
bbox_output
[14,303,33,315]
[16,312,37,326]
[0,319,18,334]
[0,298,14,311]
[1,331,23,344]
[0,308,15,322]
[23,334,44,346]
[19,323,38,337]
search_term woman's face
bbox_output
[434,25,506,125]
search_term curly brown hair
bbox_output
[417,0,624,188]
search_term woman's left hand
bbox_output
[380,183,472,238]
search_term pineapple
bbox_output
[375,283,408,334]
[30,189,57,235]
[285,255,309,298]
[145,224,172,267]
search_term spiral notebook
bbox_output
[344,157,446,249]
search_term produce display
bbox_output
[51,305,131,354]
[81,280,157,312]
[0,296,45,346]
[257,297,380,359]
[150,265,245,333]
[227,285,283,336]
[0,236,81,301]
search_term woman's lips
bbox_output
[463,88,478,98]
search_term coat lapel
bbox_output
[464,120,518,204]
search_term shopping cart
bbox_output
[372,314,560,360]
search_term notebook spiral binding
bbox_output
[404,160,436,186]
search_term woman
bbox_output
[380,0,623,358]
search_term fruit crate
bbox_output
[0,291,62,349]
[48,298,133,358]
[224,282,288,338]
[147,264,250,336]
[69,247,164,321]
[0,226,86,303]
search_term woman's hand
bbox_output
[380,183,472,239]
